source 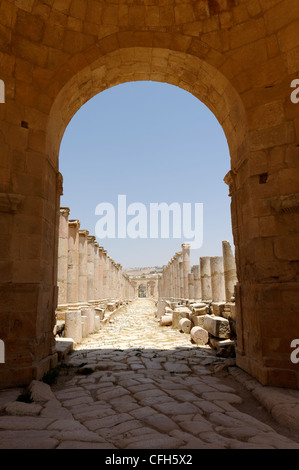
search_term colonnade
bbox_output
[158,241,237,304]
[57,207,135,308]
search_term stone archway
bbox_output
[0,0,298,389]
[138,284,147,298]
[130,276,159,299]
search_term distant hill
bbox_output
[124,267,163,276]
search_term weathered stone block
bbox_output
[203,315,231,339]
[191,304,209,315]
[29,380,56,402]
[65,309,82,343]
[156,300,168,319]
[222,303,236,321]
[107,302,116,312]
[172,307,191,329]
[211,302,226,316]
[189,313,208,328]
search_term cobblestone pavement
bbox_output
[1,299,299,449]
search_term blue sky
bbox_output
[59,81,234,269]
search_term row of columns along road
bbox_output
[158,242,238,307]
[56,207,135,343]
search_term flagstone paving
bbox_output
[1,299,299,449]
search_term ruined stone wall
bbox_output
[57,207,135,308]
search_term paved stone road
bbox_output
[1,299,299,449]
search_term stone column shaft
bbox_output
[57,207,70,305]
[94,242,99,300]
[78,229,89,303]
[67,219,80,304]
[188,273,194,299]
[222,240,238,302]
[103,251,108,298]
[179,261,184,298]
[210,256,226,302]
[87,236,95,301]
[193,265,202,300]
[200,256,212,301]
[182,244,191,298]
[98,247,104,299]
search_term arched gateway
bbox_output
[0,0,298,389]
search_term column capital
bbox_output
[60,207,70,216]
[79,229,89,237]
[181,243,191,249]
[69,219,80,228]
[87,235,96,243]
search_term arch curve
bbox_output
[46,44,248,172]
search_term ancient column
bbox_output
[222,240,238,302]
[210,256,226,302]
[93,241,99,300]
[107,256,113,298]
[87,235,95,301]
[167,261,172,299]
[78,229,89,303]
[57,207,70,305]
[175,252,182,299]
[67,219,80,304]
[170,257,175,298]
[98,247,104,299]
[210,256,225,302]
[182,243,191,299]
[102,250,108,298]
[200,257,212,301]
[179,260,184,298]
[65,308,82,343]
[193,265,202,300]
[110,258,114,298]
[160,267,165,298]
[116,264,122,299]
[114,262,119,298]
[188,273,194,299]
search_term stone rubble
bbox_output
[157,242,238,356]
